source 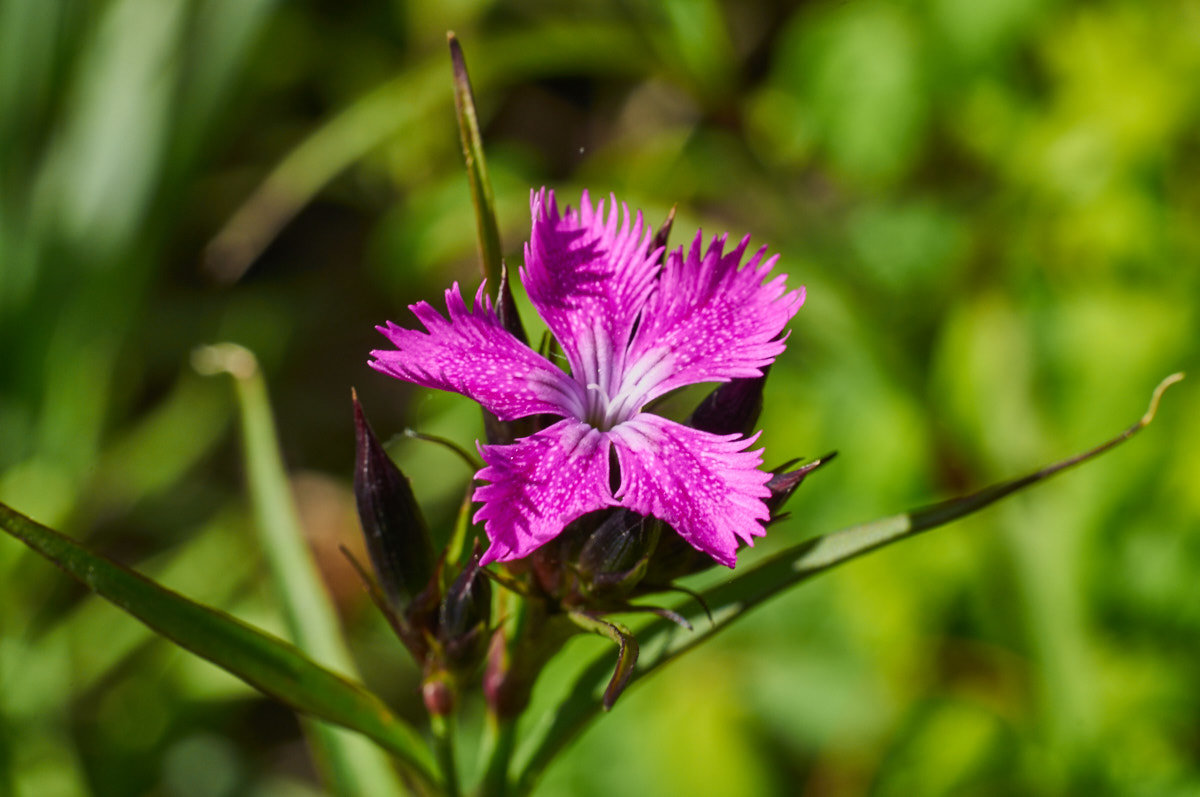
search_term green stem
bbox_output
[431,713,460,797]
[196,343,413,796]
[479,714,518,797]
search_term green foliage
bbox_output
[0,501,437,792]
[1,0,1197,795]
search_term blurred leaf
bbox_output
[171,0,279,162]
[0,500,439,792]
[514,374,1182,793]
[205,22,653,283]
[199,343,411,797]
[30,0,185,256]
[657,0,737,100]
[771,3,925,184]
[88,372,234,513]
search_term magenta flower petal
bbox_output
[610,414,771,568]
[373,189,804,568]
[616,231,805,409]
[473,419,618,565]
[370,282,585,422]
[521,189,660,395]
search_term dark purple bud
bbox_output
[687,368,769,437]
[438,557,492,670]
[641,530,713,584]
[651,205,677,266]
[575,511,659,596]
[528,511,598,598]
[766,452,837,516]
[353,391,436,612]
[496,260,527,344]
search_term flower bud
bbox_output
[686,369,769,437]
[641,529,713,584]
[766,453,837,517]
[528,511,597,598]
[352,392,436,612]
[422,669,455,716]
[574,510,659,599]
[437,558,492,671]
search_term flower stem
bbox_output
[478,713,518,797]
[431,712,460,797]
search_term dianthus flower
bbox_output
[371,190,804,567]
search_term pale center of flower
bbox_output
[582,382,621,431]
[579,347,671,431]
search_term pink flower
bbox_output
[371,189,804,567]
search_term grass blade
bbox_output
[204,23,650,284]
[196,343,415,796]
[514,373,1183,794]
[0,500,439,792]
[448,32,502,289]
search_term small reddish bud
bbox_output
[422,670,455,716]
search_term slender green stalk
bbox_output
[479,715,518,797]
[204,23,648,284]
[448,31,501,290]
[477,587,524,797]
[197,343,410,797]
[431,713,460,797]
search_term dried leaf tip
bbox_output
[1142,372,1184,427]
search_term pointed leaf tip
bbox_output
[651,204,677,266]
[767,452,837,515]
[1142,372,1184,427]
[447,31,466,76]
[447,31,503,289]
[569,612,639,710]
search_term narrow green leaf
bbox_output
[514,373,1183,794]
[51,510,256,698]
[196,343,414,797]
[444,485,475,569]
[448,31,502,291]
[0,500,439,792]
[203,23,650,284]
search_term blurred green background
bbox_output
[1,0,1197,794]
